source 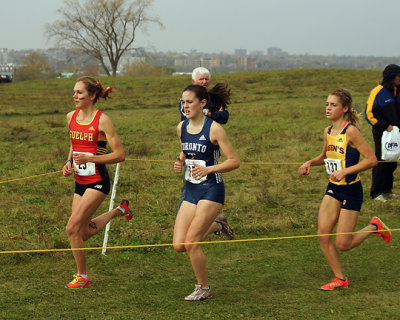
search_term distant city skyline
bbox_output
[1,0,400,57]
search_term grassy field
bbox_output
[0,69,399,319]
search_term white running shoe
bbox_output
[184,284,212,301]
[374,195,387,202]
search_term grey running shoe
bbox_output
[215,214,234,240]
[184,284,212,301]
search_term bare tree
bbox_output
[46,0,162,76]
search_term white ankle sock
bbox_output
[117,206,126,214]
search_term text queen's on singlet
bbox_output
[69,109,109,185]
[325,122,360,185]
[181,118,222,184]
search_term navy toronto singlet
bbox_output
[181,118,222,184]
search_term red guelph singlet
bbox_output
[69,109,109,184]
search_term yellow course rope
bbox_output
[0,159,399,185]
[0,170,63,185]
[1,228,398,255]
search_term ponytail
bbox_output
[76,76,113,104]
[208,83,231,113]
[183,83,231,114]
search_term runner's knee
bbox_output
[173,244,186,252]
[336,238,352,251]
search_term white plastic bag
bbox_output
[381,125,400,160]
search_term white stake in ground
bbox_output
[101,163,121,255]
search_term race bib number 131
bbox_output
[324,158,342,175]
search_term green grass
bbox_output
[0,69,399,319]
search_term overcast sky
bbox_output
[1,0,399,57]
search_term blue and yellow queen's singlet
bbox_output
[325,122,360,185]
[181,117,222,185]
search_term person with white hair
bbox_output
[178,67,229,124]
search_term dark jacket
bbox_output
[365,85,400,134]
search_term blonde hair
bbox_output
[76,76,112,104]
[330,88,360,128]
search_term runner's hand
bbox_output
[299,161,311,175]
[174,156,184,173]
[63,162,72,177]
[192,163,210,180]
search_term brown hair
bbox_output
[76,76,112,104]
[183,83,231,113]
[208,83,231,113]
[330,88,360,128]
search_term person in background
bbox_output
[178,67,229,124]
[63,76,132,289]
[299,88,391,291]
[365,64,400,202]
[178,67,233,239]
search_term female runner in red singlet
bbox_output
[62,76,132,289]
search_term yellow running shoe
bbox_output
[65,274,91,289]
[320,277,348,291]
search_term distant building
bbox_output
[250,50,264,57]
[237,56,256,70]
[0,48,8,65]
[174,57,220,70]
[267,47,288,57]
[119,55,146,68]
[234,49,247,56]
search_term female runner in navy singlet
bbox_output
[62,77,132,289]
[173,84,240,301]
[299,88,391,290]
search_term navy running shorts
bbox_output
[325,180,363,212]
[75,178,111,196]
[184,180,225,205]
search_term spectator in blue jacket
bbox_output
[178,67,229,124]
[365,64,400,201]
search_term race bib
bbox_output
[185,159,207,184]
[73,152,96,176]
[324,158,342,175]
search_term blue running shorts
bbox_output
[184,180,225,205]
[325,180,363,212]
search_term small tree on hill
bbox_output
[14,52,52,81]
[46,0,162,76]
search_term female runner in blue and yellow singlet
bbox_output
[173,84,240,301]
[299,88,391,291]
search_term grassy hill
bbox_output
[1,69,399,319]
